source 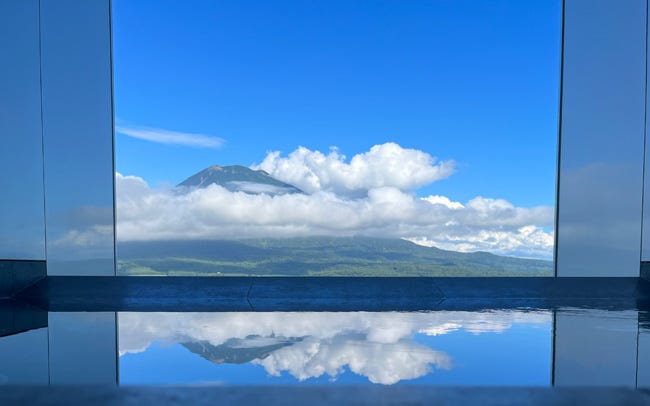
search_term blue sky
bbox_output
[120,326,551,386]
[112,0,561,208]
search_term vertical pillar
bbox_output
[40,0,116,276]
[642,0,650,268]
[0,0,46,260]
[556,0,647,276]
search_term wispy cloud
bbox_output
[116,125,225,149]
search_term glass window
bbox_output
[112,0,561,276]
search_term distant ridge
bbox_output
[117,236,554,277]
[177,165,303,195]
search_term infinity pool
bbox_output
[119,311,552,386]
[1,308,649,387]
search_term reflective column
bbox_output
[0,0,45,260]
[556,0,646,276]
[40,0,115,275]
[554,309,639,386]
[638,312,650,388]
[48,312,118,385]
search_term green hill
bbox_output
[117,236,553,277]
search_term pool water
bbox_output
[119,311,553,386]
[1,308,649,387]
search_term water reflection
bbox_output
[118,311,552,385]
[554,309,639,386]
[639,311,650,387]
[0,308,648,387]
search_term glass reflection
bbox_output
[556,0,646,276]
[113,0,559,277]
[40,0,115,275]
[554,309,639,387]
[118,311,552,385]
[0,0,45,260]
[638,311,650,387]
[0,328,48,385]
[48,312,117,385]
[1,308,648,387]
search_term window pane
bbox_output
[113,0,560,276]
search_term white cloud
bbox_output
[50,144,552,259]
[115,170,554,258]
[421,195,465,210]
[118,311,551,384]
[406,225,554,258]
[116,125,225,149]
[252,143,455,196]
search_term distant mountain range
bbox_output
[126,166,554,277]
[178,165,303,195]
[117,236,553,277]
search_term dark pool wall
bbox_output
[0,261,45,299]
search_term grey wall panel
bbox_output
[0,0,45,260]
[48,312,117,385]
[40,0,115,275]
[554,310,638,386]
[556,0,647,276]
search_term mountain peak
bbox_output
[177,164,303,195]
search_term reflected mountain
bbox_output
[182,335,303,364]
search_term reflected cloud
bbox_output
[255,335,451,385]
[119,311,550,385]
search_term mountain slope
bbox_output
[117,236,553,277]
[177,165,302,195]
[182,336,302,365]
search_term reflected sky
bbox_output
[1,308,648,387]
[118,311,552,386]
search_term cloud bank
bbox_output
[116,144,554,259]
[119,311,551,385]
[116,125,225,149]
[253,143,455,196]
[40,142,552,259]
